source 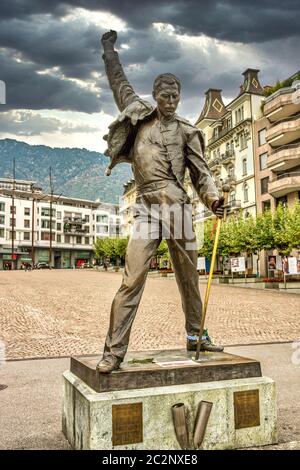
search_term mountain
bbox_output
[0,139,132,203]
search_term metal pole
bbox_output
[195,186,230,361]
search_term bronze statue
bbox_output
[97,30,225,373]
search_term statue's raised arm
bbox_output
[101,30,139,111]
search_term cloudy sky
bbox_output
[0,0,299,152]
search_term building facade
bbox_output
[196,69,265,220]
[0,178,122,269]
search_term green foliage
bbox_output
[199,203,300,258]
[94,237,129,263]
[263,72,300,97]
[155,240,169,260]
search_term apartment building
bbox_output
[261,73,300,210]
[253,73,300,213]
[0,178,122,269]
[196,69,265,220]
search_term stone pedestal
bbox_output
[62,350,277,450]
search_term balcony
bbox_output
[63,216,89,224]
[64,225,90,235]
[227,199,242,212]
[268,171,300,197]
[267,142,300,171]
[224,174,237,186]
[266,113,300,146]
[220,149,235,165]
[264,86,300,123]
[208,157,221,171]
[208,125,232,145]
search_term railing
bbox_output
[208,157,221,168]
[271,171,300,182]
[63,217,89,224]
[227,199,242,210]
[64,227,90,234]
[208,125,232,145]
[264,86,296,104]
[220,149,235,162]
[269,112,300,128]
[270,142,300,155]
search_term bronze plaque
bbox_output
[112,403,143,446]
[234,389,260,429]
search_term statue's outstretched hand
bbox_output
[101,30,117,50]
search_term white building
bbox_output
[0,178,122,269]
[196,69,265,219]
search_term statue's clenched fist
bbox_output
[101,30,117,50]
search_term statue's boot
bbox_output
[96,355,122,373]
[187,333,224,353]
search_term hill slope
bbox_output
[0,139,132,203]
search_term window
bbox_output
[24,232,30,241]
[242,158,247,175]
[228,166,234,177]
[10,218,15,227]
[0,202,5,212]
[57,234,61,243]
[96,215,108,223]
[24,219,30,228]
[259,152,268,170]
[261,177,269,195]
[85,237,89,245]
[0,215,4,225]
[10,206,16,214]
[96,225,108,234]
[65,235,70,243]
[57,211,61,219]
[0,228,4,238]
[41,219,55,229]
[57,222,61,231]
[41,207,55,217]
[76,236,82,244]
[243,183,249,202]
[258,129,266,146]
[85,215,90,222]
[262,200,271,212]
[24,208,30,216]
[41,232,55,241]
[240,132,247,149]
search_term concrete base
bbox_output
[62,372,277,450]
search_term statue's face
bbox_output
[154,82,180,117]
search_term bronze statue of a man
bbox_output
[97,30,225,373]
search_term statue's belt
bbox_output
[136,180,176,195]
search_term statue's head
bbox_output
[152,73,181,117]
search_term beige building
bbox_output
[196,69,265,220]
[119,179,137,237]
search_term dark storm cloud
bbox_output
[0,49,100,112]
[0,0,299,117]
[1,0,299,42]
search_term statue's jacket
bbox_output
[102,51,220,211]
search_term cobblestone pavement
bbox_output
[0,270,299,359]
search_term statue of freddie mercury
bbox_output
[97,30,225,373]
